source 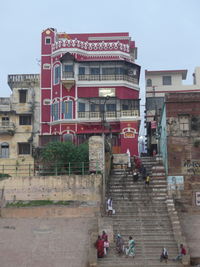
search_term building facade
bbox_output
[159,92,200,209]
[145,67,200,155]
[40,28,141,155]
[0,74,40,176]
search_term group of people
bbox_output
[95,231,136,259]
[116,234,135,257]
[132,163,150,187]
[95,231,110,258]
[160,244,187,263]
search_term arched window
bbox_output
[1,142,9,158]
[63,133,73,142]
[54,64,61,85]
[62,100,73,119]
[146,79,152,87]
[51,102,59,120]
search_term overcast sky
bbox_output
[1,0,200,107]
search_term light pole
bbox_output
[101,96,110,214]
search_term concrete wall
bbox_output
[0,174,102,202]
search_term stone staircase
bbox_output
[98,157,183,267]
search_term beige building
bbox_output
[0,74,40,176]
[145,67,200,155]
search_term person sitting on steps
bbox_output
[160,247,168,263]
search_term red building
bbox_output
[40,28,141,155]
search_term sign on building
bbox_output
[167,176,184,191]
[183,160,200,175]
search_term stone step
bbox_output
[98,258,182,267]
[103,157,182,267]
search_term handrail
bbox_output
[78,74,138,84]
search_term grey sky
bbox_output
[1,0,200,104]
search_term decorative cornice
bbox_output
[52,39,130,53]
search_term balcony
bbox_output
[0,122,16,135]
[78,110,139,119]
[61,72,75,90]
[78,74,138,84]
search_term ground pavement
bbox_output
[0,217,93,267]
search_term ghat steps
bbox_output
[98,157,183,267]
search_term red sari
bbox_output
[95,239,104,258]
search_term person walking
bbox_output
[116,234,124,255]
[95,235,104,258]
[160,247,168,263]
[107,197,113,216]
[101,231,109,255]
[174,244,186,261]
[133,170,139,182]
[125,236,135,257]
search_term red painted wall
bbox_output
[41,90,51,122]
[78,86,139,99]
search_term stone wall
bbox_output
[89,136,103,172]
[166,93,200,209]
[0,174,102,203]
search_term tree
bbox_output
[40,141,89,175]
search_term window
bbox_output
[106,104,116,111]
[91,104,99,112]
[162,76,172,85]
[63,133,73,142]
[64,65,73,72]
[146,79,152,87]
[45,37,51,44]
[18,143,31,155]
[43,63,51,70]
[62,101,72,119]
[90,68,100,75]
[51,102,59,120]
[54,65,61,84]
[19,115,31,125]
[79,67,85,75]
[19,90,27,103]
[1,142,9,158]
[116,67,124,75]
[102,68,115,75]
[179,115,189,131]
[78,103,85,112]
[2,117,9,126]
[121,100,139,110]
[43,99,51,105]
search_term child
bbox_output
[145,174,150,186]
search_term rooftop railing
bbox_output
[8,74,40,89]
[78,74,138,84]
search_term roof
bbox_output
[145,69,187,80]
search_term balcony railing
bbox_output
[8,74,40,90]
[78,74,138,84]
[78,110,139,119]
[62,72,74,79]
[0,122,15,135]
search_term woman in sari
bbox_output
[125,236,135,257]
[95,235,104,258]
[116,234,124,255]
